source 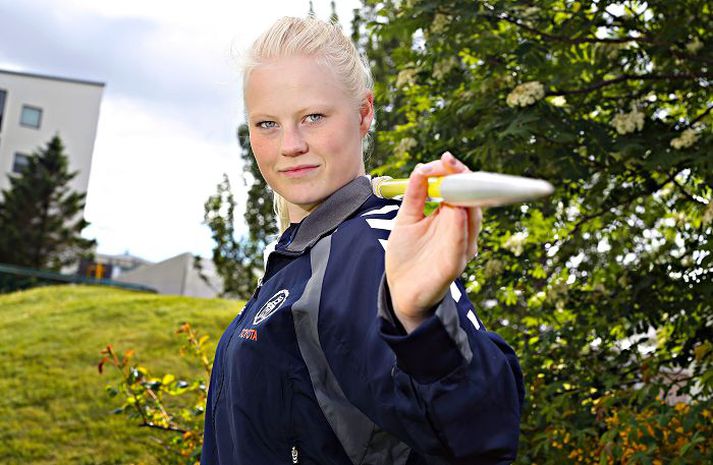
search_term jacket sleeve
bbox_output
[317,215,524,464]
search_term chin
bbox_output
[283,189,330,210]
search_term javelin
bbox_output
[372,172,554,207]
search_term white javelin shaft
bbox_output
[373,171,554,207]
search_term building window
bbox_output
[12,153,31,174]
[20,105,42,129]
[0,89,7,132]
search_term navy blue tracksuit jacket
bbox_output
[202,176,524,465]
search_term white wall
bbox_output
[116,252,224,299]
[0,70,104,202]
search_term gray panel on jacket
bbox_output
[292,235,410,465]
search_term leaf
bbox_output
[97,356,108,374]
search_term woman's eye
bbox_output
[257,121,278,129]
[305,114,324,123]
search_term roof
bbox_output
[0,68,105,88]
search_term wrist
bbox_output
[393,309,429,334]
[386,278,437,333]
[391,293,434,334]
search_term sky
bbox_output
[0,0,362,262]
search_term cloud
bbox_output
[82,96,248,261]
[0,0,363,263]
[0,1,240,135]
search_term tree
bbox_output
[237,123,278,248]
[0,135,95,270]
[359,0,712,462]
[201,124,276,300]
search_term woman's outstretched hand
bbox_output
[385,152,482,333]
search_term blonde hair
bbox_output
[243,16,374,233]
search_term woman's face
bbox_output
[245,54,373,221]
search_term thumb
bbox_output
[396,165,430,225]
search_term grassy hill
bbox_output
[0,284,240,465]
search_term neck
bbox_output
[286,202,320,224]
[286,173,367,224]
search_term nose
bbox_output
[281,125,308,157]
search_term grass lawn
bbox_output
[0,284,240,465]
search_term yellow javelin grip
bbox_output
[372,176,444,200]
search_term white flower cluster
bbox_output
[431,13,450,34]
[394,137,417,157]
[433,57,459,79]
[506,81,545,107]
[523,6,540,17]
[686,36,703,54]
[483,259,505,278]
[396,68,417,88]
[670,128,699,150]
[611,105,645,135]
[550,95,567,107]
[503,232,528,256]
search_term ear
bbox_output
[358,92,374,137]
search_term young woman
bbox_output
[202,16,524,465]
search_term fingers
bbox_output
[442,151,470,175]
[438,152,480,259]
[466,206,482,259]
[397,151,470,226]
[396,164,430,224]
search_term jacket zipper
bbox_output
[287,378,299,464]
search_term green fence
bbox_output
[0,263,157,294]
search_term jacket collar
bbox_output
[283,176,373,254]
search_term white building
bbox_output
[0,69,104,201]
[115,252,224,299]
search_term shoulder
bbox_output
[330,196,401,254]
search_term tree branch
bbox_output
[567,169,680,239]
[138,422,188,434]
[550,73,710,96]
[672,177,707,205]
[491,7,713,65]
[690,105,713,127]
[497,11,650,45]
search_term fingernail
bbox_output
[447,154,459,166]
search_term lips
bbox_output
[280,164,320,178]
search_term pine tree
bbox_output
[0,135,96,270]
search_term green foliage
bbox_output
[202,124,276,300]
[0,284,236,464]
[202,173,259,299]
[360,0,712,462]
[0,135,96,270]
[98,323,213,465]
[237,123,278,246]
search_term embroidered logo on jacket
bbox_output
[253,289,289,325]
[239,328,258,341]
